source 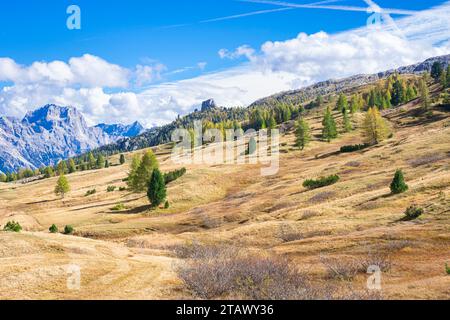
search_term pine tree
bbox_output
[0,173,6,183]
[405,85,416,102]
[147,169,166,207]
[88,152,96,169]
[57,161,68,175]
[68,159,76,174]
[390,169,409,194]
[127,154,141,191]
[363,107,390,145]
[44,166,54,178]
[267,116,277,130]
[446,65,450,88]
[336,93,348,113]
[294,118,311,150]
[440,70,447,88]
[391,79,404,106]
[133,150,159,192]
[120,154,126,165]
[96,154,105,169]
[419,79,430,110]
[342,108,352,132]
[54,174,70,198]
[431,61,443,81]
[322,107,337,142]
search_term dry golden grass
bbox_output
[0,95,449,300]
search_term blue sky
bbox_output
[0,0,446,82]
[0,0,449,127]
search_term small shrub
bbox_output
[111,203,126,211]
[303,174,340,190]
[164,168,187,185]
[404,205,424,220]
[340,143,370,153]
[164,201,170,209]
[107,186,116,192]
[64,225,74,235]
[320,255,359,280]
[446,263,450,275]
[119,186,127,191]
[49,224,58,233]
[3,221,22,232]
[85,189,96,196]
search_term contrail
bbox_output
[240,0,417,15]
[200,0,340,23]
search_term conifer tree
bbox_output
[55,174,70,198]
[57,161,68,175]
[294,118,311,150]
[127,154,141,191]
[133,150,159,192]
[390,169,409,194]
[336,93,348,113]
[68,159,76,174]
[147,169,166,207]
[342,108,352,132]
[120,154,126,165]
[322,107,338,142]
[88,152,96,169]
[96,154,105,169]
[362,107,390,145]
[419,79,430,110]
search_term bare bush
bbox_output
[358,251,392,273]
[176,244,321,300]
[320,255,360,280]
[301,210,320,220]
[278,224,304,242]
[408,153,446,167]
[308,191,336,204]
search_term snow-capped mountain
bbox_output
[95,121,145,139]
[0,104,142,173]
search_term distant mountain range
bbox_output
[0,104,145,173]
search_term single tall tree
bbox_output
[322,107,338,142]
[55,174,70,198]
[133,150,159,192]
[390,169,409,194]
[88,152,96,169]
[119,154,126,165]
[430,61,443,81]
[336,93,348,113]
[419,79,430,110]
[342,108,353,132]
[362,107,390,145]
[127,154,141,191]
[294,118,311,150]
[96,154,105,169]
[68,159,77,174]
[147,169,167,207]
[57,160,68,175]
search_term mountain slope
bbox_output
[95,121,145,139]
[0,105,113,173]
[90,54,450,155]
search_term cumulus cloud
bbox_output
[0,2,449,128]
[218,45,256,60]
[0,54,129,88]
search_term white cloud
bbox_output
[0,54,129,88]
[0,2,449,128]
[218,45,256,60]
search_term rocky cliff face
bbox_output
[95,121,145,139]
[0,105,118,173]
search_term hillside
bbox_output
[0,75,449,299]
